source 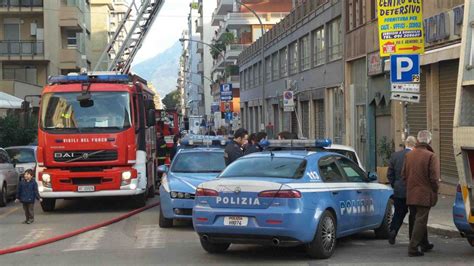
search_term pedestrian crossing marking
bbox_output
[63,227,107,252]
[134,225,166,249]
[16,228,53,245]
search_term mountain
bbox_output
[132,41,181,96]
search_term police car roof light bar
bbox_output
[267,139,332,148]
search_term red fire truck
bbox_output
[32,73,158,211]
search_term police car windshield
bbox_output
[171,152,225,173]
[220,157,307,179]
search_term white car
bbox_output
[5,146,37,176]
[0,148,20,207]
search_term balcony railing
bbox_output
[0,41,44,56]
[0,0,43,7]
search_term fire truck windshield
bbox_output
[40,92,132,133]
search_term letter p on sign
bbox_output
[390,54,420,83]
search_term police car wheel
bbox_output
[158,205,173,228]
[467,237,474,247]
[0,184,7,207]
[306,211,336,259]
[199,238,230,254]
[40,198,56,212]
[374,199,394,239]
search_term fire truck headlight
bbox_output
[122,171,132,181]
[42,173,51,183]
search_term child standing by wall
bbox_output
[15,169,42,224]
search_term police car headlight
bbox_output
[42,173,51,183]
[177,192,184,199]
[170,191,178,198]
[122,171,132,181]
[184,193,191,199]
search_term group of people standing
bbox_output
[223,128,268,166]
[387,130,440,257]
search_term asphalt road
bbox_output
[0,197,473,265]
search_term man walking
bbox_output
[224,128,248,166]
[388,136,416,245]
[403,130,440,257]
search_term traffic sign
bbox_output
[390,54,420,83]
[220,83,233,102]
[391,92,420,103]
[224,112,233,121]
[391,83,420,93]
[283,90,295,112]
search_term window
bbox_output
[240,71,244,90]
[250,66,255,88]
[280,47,288,77]
[253,64,258,87]
[272,52,279,80]
[6,148,36,164]
[171,152,225,173]
[313,27,325,66]
[347,0,365,31]
[0,151,9,164]
[370,0,377,20]
[336,157,367,182]
[289,41,298,75]
[265,56,271,83]
[220,157,307,179]
[66,31,77,48]
[3,66,37,84]
[318,156,344,182]
[299,35,310,71]
[328,18,342,61]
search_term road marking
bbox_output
[63,227,107,252]
[134,225,166,249]
[0,207,19,219]
[14,228,53,253]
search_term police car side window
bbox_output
[336,157,367,183]
[318,156,345,183]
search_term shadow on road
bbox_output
[50,197,159,214]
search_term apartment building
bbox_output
[211,0,293,130]
[238,0,343,136]
[344,0,464,184]
[0,0,91,106]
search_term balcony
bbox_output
[212,53,226,73]
[211,13,225,26]
[0,40,44,59]
[0,0,43,13]
[196,17,203,34]
[197,42,203,54]
[215,0,233,16]
[59,5,84,30]
[225,43,250,60]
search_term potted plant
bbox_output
[376,136,394,184]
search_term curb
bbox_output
[403,221,460,238]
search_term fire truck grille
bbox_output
[54,150,118,162]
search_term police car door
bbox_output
[318,155,360,235]
[336,157,378,229]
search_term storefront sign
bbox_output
[390,92,420,103]
[377,0,424,57]
[368,52,384,76]
[283,90,294,112]
[391,83,420,93]
[424,5,464,45]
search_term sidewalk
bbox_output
[403,193,460,238]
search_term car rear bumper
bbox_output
[193,207,318,243]
[453,192,474,237]
[198,233,302,247]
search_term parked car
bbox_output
[453,183,474,246]
[158,147,226,228]
[0,148,20,207]
[5,146,37,177]
[193,150,392,259]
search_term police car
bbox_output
[192,140,393,259]
[158,138,226,228]
[453,184,474,246]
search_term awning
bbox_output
[0,92,23,109]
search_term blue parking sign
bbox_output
[390,54,420,83]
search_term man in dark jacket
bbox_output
[388,136,416,245]
[403,130,440,257]
[156,132,167,166]
[244,132,267,155]
[224,128,248,166]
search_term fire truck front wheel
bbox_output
[41,198,56,212]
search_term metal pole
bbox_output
[235,1,266,130]
[403,102,409,140]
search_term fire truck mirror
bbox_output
[145,99,155,110]
[79,99,94,108]
[147,109,156,127]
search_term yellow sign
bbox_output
[377,0,424,57]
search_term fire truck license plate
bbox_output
[224,216,248,226]
[78,186,95,192]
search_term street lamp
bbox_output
[179,38,224,53]
[234,0,266,129]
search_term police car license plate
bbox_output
[78,186,95,192]
[224,216,248,226]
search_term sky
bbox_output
[133,0,192,64]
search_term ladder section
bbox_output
[93,0,165,73]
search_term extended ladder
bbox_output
[93,0,165,73]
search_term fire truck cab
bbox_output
[34,73,157,211]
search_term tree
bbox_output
[0,113,37,147]
[162,89,181,110]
